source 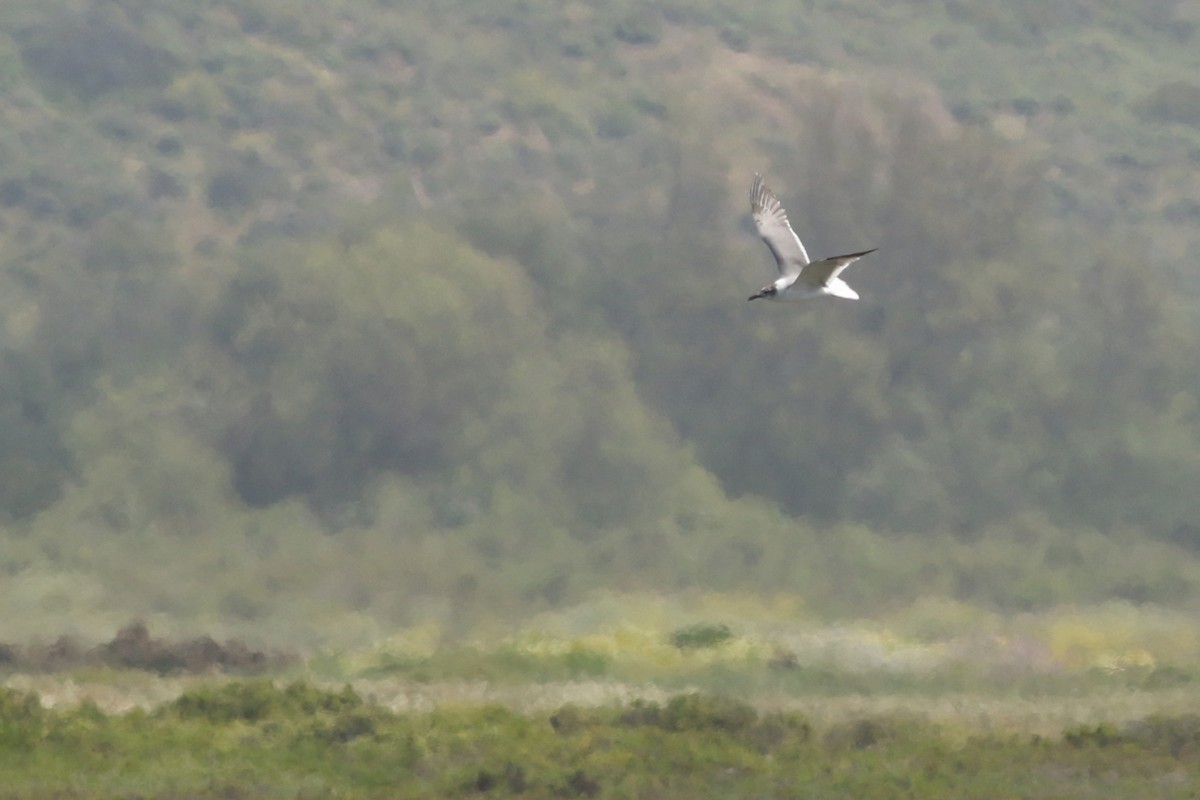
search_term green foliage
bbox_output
[944,0,1091,44]
[824,714,933,750]
[1136,81,1200,126]
[1,683,1200,798]
[0,352,69,519]
[657,693,757,733]
[0,621,290,675]
[670,623,735,650]
[593,101,638,139]
[0,0,1199,642]
[719,24,751,52]
[1063,722,1124,748]
[614,10,664,45]
[205,151,287,215]
[0,688,43,752]
[360,642,612,683]
[18,5,181,102]
[170,681,362,723]
[1124,714,1200,757]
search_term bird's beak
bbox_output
[748,290,764,301]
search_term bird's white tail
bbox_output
[826,278,859,300]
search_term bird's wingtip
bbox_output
[840,247,879,260]
[750,172,768,205]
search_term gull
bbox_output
[747,173,877,301]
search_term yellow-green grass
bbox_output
[7,593,1200,738]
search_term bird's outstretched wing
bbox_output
[796,248,879,288]
[750,173,809,278]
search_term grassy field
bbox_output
[3,678,1200,798]
[5,597,1200,798]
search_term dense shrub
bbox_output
[18,7,180,101]
[1136,81,1200,126]
[0,688,43,751]
[614,10,663,44]
[170,681,362,723]
[670,623,734,650]
[0,623,292,675]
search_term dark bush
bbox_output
[0,451,66,520]
[315,710,379,743]
[1136,82,1200,126]
[824,715,930,750]
[101,622,182,674]
[1164,199,1200,224]
[748,711,812,751]
[631,92,668,119]
[145,168,186,200]
[19,8,180,102]
[207,170,256,212]
[561,38,588,58]
[380,121,407,160]
[1064,722,1123,748]
[1124,714,1200,757]
[594,104,637,139]
[155,135,184,157]
[562,770,600,797]
[95,115,140,141]
[634,693,758,734]
[670,622,734,650]
[171,680,284,723]
[408,136,443,166]
[0,622,292,675]
[720,25,750,52]
[171,681,361,723]
[1050,95,1076,114]
[206,151,286,214]
[0,179,26,207]
[150,97,189,122]
[614,11,663,45]
[0,688,43,751]
[1011,97,1040,116]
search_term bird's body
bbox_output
[747,173,876,302]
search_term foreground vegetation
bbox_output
[3,679,1200,799]
[7,605,1200,797]
[9,597,1200,727]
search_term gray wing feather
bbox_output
[750,173,810,278]
[797,248,879,287]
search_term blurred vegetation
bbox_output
[316,594,1200,704]
[0,0,1198,651]
[0,620,292,675]
[2,681,1200,798]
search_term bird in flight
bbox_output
[747,173,877,302]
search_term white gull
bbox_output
[747,173,877,302]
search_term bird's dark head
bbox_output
[748,285,776,301]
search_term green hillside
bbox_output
[1,0,1199,647]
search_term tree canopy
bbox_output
[2,0,1200,643]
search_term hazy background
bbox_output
[0,0,1198,650]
